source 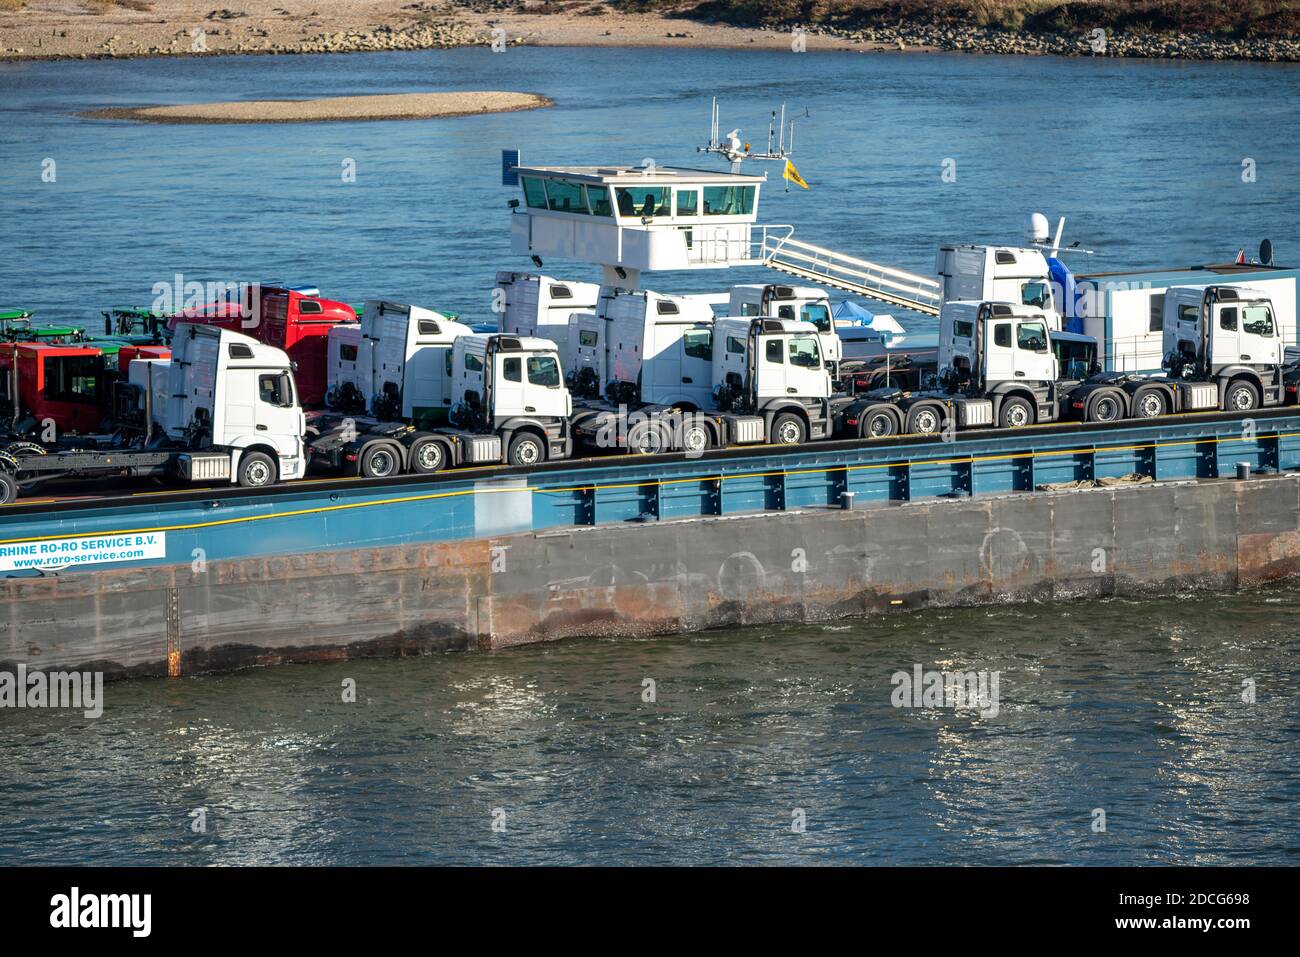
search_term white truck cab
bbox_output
[1162,285,1284,409]
[939,301,1056,392]
[496,272,601,359]
[166,323,306,484]
[936,245,1056,318]
[728,283,842,371]
[713,317,830,405]
[326,301,474,422]
[596,286,716,408]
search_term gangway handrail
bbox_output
[760,233,943,315]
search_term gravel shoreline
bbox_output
[0,5,1295,63]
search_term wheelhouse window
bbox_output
[586,187,613,217]
[527,355,560,387]
[545,178,588,215]
[702,185,755,216]
[521,176,549,209]
[615,186,670,218]
[675,190,699,217]
[788,337,821,368]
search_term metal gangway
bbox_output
[761,234,943,315]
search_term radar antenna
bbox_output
[698,97,799,174]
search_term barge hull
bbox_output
[4,473,1299,677]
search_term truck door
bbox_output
[523,352,568,418]
[679,326,713,407]
[495,353,526,416]
[252,369,302,457]
[786,335,828,398]
[1238,302,1281,366]
[983,321,1015,384]
[1014,319,1054,382]
[222,368,257,441]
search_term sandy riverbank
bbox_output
[80,90,551,123]
[0,1,1295,62]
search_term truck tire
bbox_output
[408,437,447,474]
[999,397,1034,429]
[906,405,942,435]
[1224,380,1258,412]
[1087,391,1124,423]
[237,452,278,488]
[679,418,711,454]
[507,432,546,466]
[0,472,18,505]
[771,412,806,445]
[626,420,666,455]
[1133,388,1165,418]
[862,408,898,438]
[360,443,401,478]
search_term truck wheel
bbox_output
[1087,392,1123,423]
[237,452,278,488]
[626,421,666,455]
[0,473,18,505]
[360,443,400,478]
[863,408,898,439]
[409,437,447,474]
[1134,389,1165,418]
[771,412,806,445]
[680,419,711,454]
[1224,381,1258,412]
[907,405,942,435]
[507,432,546,466]
[999,397,1034,429]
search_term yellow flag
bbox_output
[784,159,809,190]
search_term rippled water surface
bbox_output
[1,46,1298,865]
[3,590,1299,865]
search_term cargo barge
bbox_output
[3,125,1298,677]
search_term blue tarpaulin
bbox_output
[832,299,875,325]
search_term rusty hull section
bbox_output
[3,474,1298,677]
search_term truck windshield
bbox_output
[527,355,560,387]
[788,337,821,368]
[1021,282,1049,309]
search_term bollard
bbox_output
[1236,462,1251,481]
[842,491,856,511]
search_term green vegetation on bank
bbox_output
[604,1,1299,38]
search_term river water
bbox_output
[1,46,1298,865]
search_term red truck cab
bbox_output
[1,342,108,435]
[165,284,354,406]
[117,344,171,372]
